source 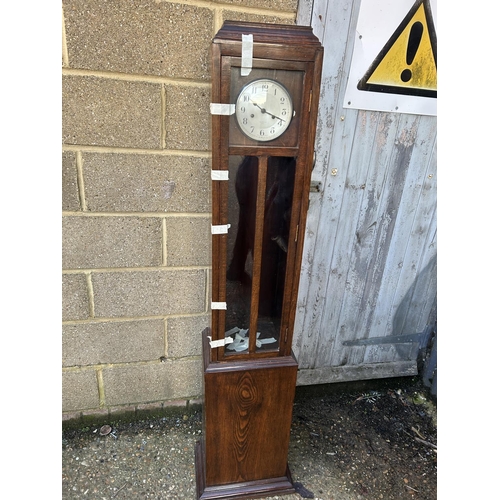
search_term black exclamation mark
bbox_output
[400,21,423,82]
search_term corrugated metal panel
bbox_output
[294,0,437,383]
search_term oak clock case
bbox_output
[195,21,323,500]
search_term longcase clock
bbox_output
[195,21,323,500]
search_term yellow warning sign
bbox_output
[358,0,437,98]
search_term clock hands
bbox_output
[251,100,285,124]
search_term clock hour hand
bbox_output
[251,101,285,123]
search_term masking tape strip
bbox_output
[207,336,234,348]
[211,301,227,310]
[210,103,235,115]
[211,170,229,181]
[241,34,253,76]
[211,224,231,234]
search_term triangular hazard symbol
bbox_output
[358,0,437,98]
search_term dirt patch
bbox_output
[289,377,437,499]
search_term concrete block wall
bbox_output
[62,0,298,421]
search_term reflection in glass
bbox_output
[224,156,296,354]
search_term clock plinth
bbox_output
[195,332,298,500]
[195,21,323,500]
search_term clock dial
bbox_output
[235,79,293,142]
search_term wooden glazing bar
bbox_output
[248,155,268,354]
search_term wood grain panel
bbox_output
[203,355,297,486]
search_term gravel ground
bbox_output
[62,377,437,500]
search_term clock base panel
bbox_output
[195,334,298,499]
[195,441,296,500]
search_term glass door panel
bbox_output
[224,155,254,354]
[224,155,295,355]
[257,156,295,351]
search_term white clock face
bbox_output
[235,79,293,142]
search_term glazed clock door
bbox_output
[209,55,317,361]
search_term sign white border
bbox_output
[343,0,437,116]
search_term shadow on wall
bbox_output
[391,253,437,396]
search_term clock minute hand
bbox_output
[251,101,285,123]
